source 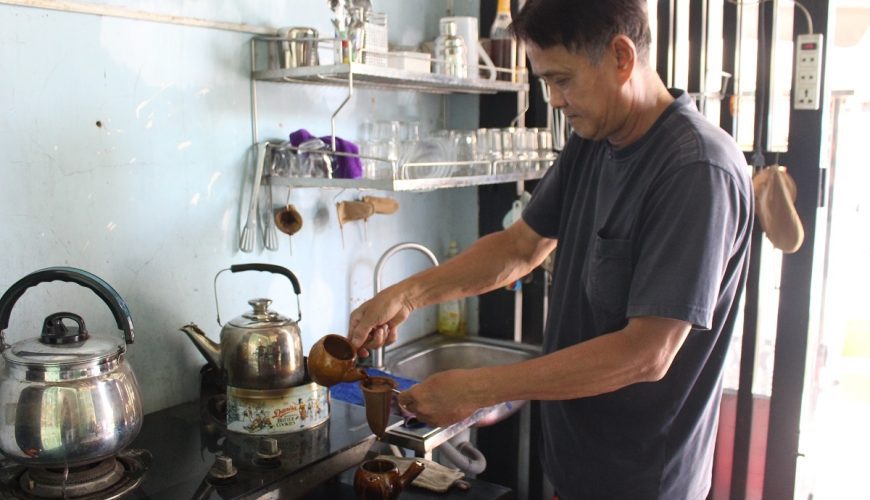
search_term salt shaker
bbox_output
[433,20,468,78]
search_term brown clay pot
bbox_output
[353,458,425,499]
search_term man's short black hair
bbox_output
[511,0,652,64]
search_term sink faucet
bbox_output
[371,242,440,370]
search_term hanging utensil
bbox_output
[261,172,280,251]
[275,204,304,236]
[239,142,269,253]
[362,195,399,215]
[276,203,303,255]
[336,200,375,226]
[336,200,375,247]
[275,186,303,255]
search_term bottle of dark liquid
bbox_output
[489,0,516,81]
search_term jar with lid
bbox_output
[433,20,468,78]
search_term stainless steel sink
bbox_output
[384,334,540,428]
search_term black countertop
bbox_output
[128,397,512,499]
[302,454,515,500]
[130,398,378,499]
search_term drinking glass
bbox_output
[399,137,448,179]
[400,121,421,146]
[359,120,377,143]
[485,128,502,163]
[452,130,476,162]
[475,128,490,161]
[298,138,333,178]
[450,130,478,176]
[519,128,539,171]
[374,120,401,162]
[534,128,556,169]
[357,140,393,179]
[496,128,516,174]
[270,142,297,177]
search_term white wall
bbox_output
[0,0,481,413]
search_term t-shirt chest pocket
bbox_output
[585,235,634,333]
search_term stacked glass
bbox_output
[358,123,556,180]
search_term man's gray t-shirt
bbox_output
[523,90,753,499]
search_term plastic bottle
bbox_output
[437,241,466,336]
[488,0,516,81]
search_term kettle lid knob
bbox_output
[41,312,90,344]
[248,298,272,315]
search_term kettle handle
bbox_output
[213,263,303,326]
[0,267,134,345]
[229,263,301,296]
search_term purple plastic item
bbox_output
[287,128,363,179]
[328,136,363,179]
[289,129,314,147]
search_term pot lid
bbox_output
[2,312,124,367]
[228,298,293,329]
[3,337,124,366]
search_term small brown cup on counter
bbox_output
[354,458,425,499]
[307,334,368,387]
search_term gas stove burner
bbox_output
[21,458,124,497]
[0,449,151,500]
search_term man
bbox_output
[348,0,753,498]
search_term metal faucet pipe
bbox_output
[371,242,440,369]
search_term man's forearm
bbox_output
[469,317,691,405]
[398,223,554,311]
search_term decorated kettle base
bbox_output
[226,383,329,435]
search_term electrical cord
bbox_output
[751,0,769,167]
[793,1,814,34]
[727,0,815,167]
[725,0,814,34]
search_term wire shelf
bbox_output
[267,142,554,192]
[251,36,527,94]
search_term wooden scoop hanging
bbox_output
[274,185,303,255]
[336,200,376,226]
[362,195,399,215]
[275,204,303,235]
[336,200,375,247]
[335,197,400,247]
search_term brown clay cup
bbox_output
[360,376,399,438]
[353,458,425,500]
[308,334,368,387]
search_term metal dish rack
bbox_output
[249,36,552,192]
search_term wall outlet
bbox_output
[794,33,824,110]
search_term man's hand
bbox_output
[348,285,414,357]
[396,369,489,428]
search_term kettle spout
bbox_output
[180,323,221,369]
[398,460,426,490]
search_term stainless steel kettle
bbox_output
[181,263,304,390]
[0,267,142,467]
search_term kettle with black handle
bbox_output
[0,267,142,467]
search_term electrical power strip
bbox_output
[794,33,824,110]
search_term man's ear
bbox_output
[611,35,636,82]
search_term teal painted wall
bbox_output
[0,0,481,413]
